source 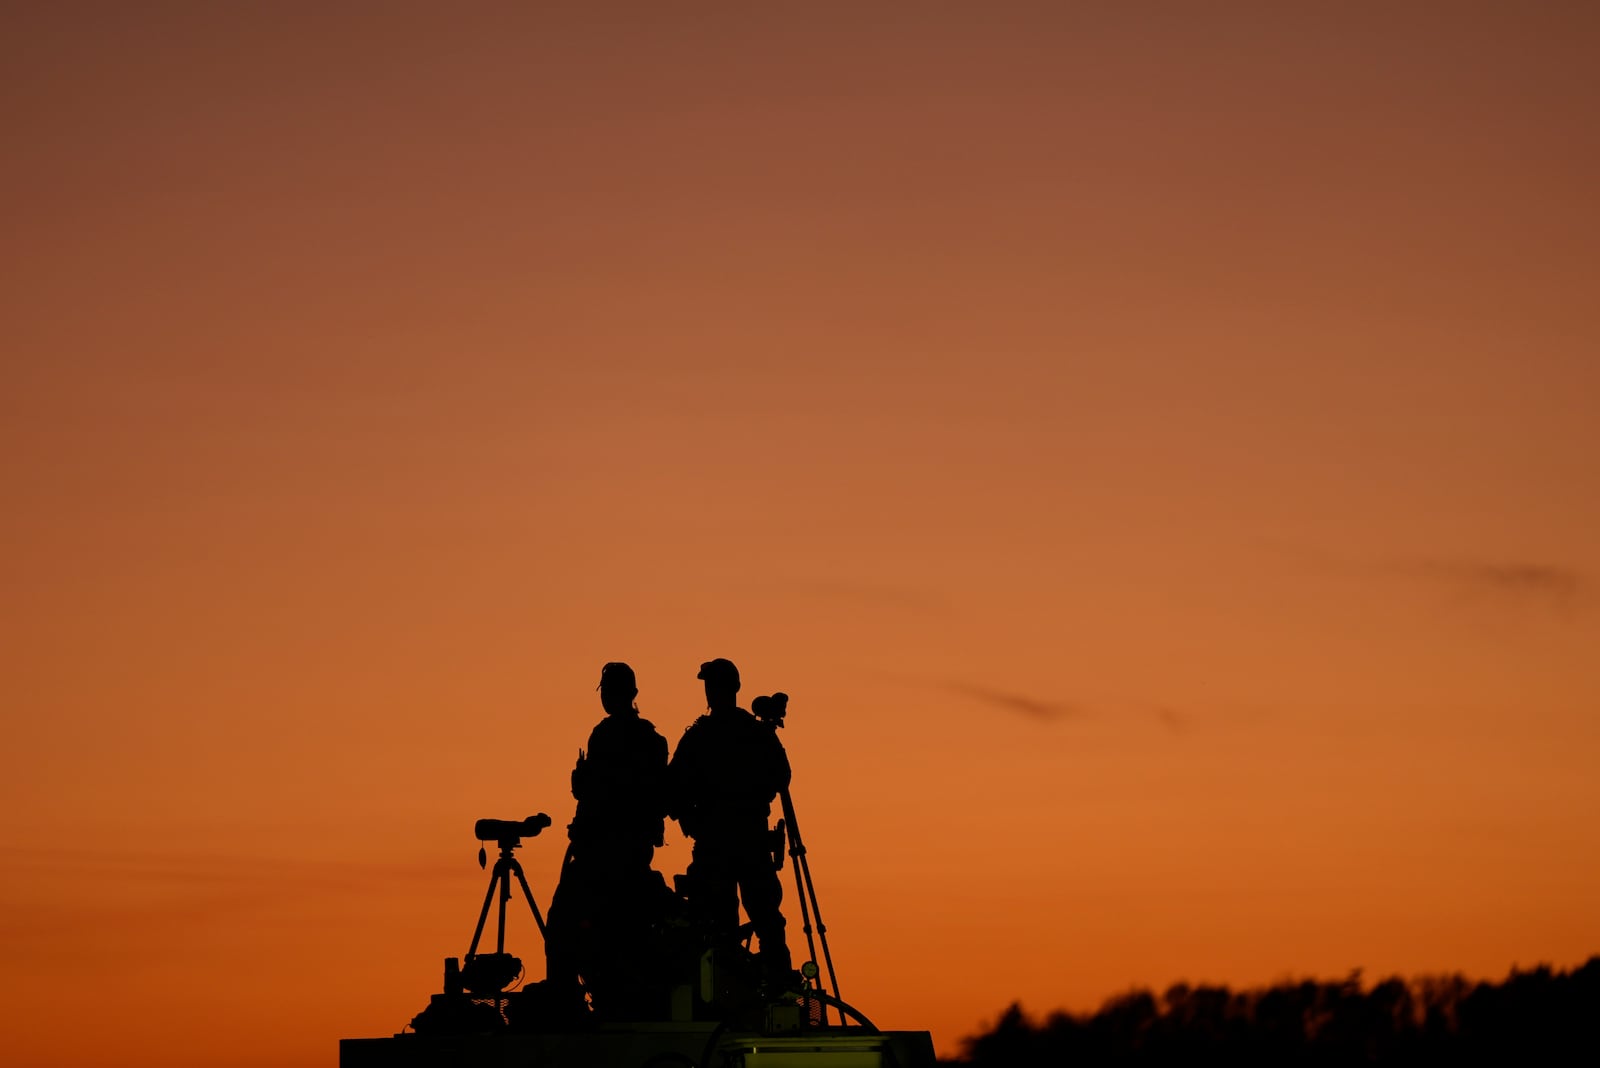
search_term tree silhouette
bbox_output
[951,957,1600,1066]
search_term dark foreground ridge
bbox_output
[951,956,1600,1067]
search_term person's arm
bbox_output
[644,729,669,815]
[665,727,696,821]
[570,748,589,799]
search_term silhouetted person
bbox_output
[545,662,669,1017]
[667,658,792,979]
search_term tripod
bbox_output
[467,829,549,963]
[781,785,840,1007]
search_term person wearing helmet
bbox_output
[546,662,670,1017]
[666,658,793,980]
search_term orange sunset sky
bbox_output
[3,3,1598,1066]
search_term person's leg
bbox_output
[543,848,592,1016]
[736,844,791,976]
[685,837,741,940]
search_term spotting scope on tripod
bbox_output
[459,813,552,995]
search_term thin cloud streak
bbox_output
[1393,559,1585,602]
[890,675,1194,731]
[939,681,1080,721]
[1152,705,1186,734]
[1277,544,1587,615]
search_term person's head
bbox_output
[697,658,740,711]
[598,661,638,716]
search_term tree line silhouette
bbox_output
[952,957,1599,1066]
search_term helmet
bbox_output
[598,661,637,691]
[696,658,740,691]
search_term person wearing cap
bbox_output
[666,658,793,979]
[545,662,670,1017]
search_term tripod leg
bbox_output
[788,840,818,966]
[509,858,549,940]
[781,793,818,957]
[468,868,502,959]
[782,788,842,1004]
[798,850,841,1004]
[497,861,511,954]
[786,834,824,1022]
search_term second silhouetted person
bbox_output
[546,661,670,1017]
[667,658,793,978]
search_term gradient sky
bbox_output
[4,4,1598,1066]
